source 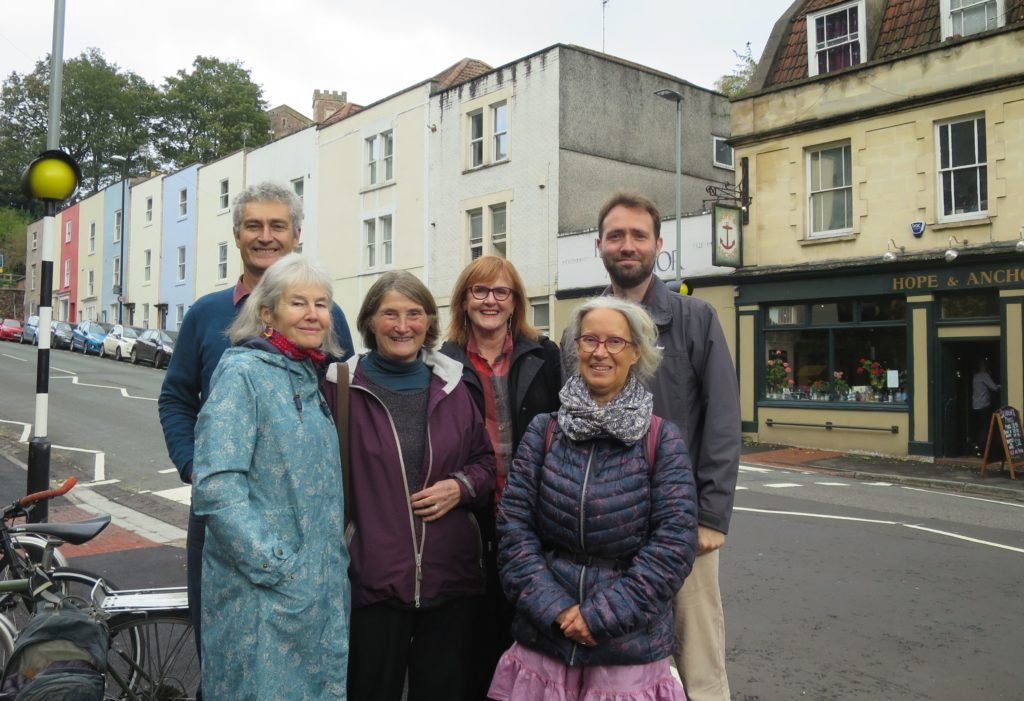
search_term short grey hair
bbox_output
[231,182,303,237]
[228,253,343,357]
[357,271,439,352]
[566,296,662,381]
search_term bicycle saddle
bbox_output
[10,514,111,545]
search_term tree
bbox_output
[0,49,159,210]
[714,43,758,98]
[156,56,271,168]
[0,207,31,278]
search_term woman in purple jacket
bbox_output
[336,271,496,701]
[490,296,697,701]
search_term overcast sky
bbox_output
[2,1,791,117]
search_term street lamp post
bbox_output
[110,155,130,324]
[655,88,684,292]
[20,0,79,522]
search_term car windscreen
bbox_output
[123,327,141,339]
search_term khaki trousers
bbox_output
[672,549,730,701]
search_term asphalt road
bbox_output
[725,465,1024,700]
[3,339,1022,699]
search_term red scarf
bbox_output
[264,328,327,365]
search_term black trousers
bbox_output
[348,598,475,701]
[974,403,995,453]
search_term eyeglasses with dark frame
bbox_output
[574,335,635,355]
[469,285,514,302]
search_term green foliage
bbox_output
[156,56,271,167]
[714,43,758,98]
[0,207,31,277]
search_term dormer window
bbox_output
[806,1,866,77]
[940,0,1004,38]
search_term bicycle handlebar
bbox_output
[18,477,77,508]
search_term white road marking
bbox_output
[0,353,26,362]
[0,419,32,443]
[51,444,106,482]
[158,468,177,474]
[900,486,1024,508]
[739,464,774,473]
[153,485,192,505]
[903,524,1024,554]
[69,376,156,401]
[865,481,893,486]
[735,485,749,490]
[764,482,802,489]
[814,481,849,486]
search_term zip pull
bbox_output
[293,393,304,422]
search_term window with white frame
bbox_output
[467,200,510,260]
[364,219,376,268]
[469,111,484,168]
[219,179,230,210]
[64,220,72,242]
[89,222,96,253]
[362,216,394,269]
[178,188,187,218]
[114,209,122,243]
[145,196,153,224]
[365,131,395,186]
[143,249,152,282]
[63,259,70,287]
[112,257,120,291]
[142,303,150,328]
[217,242,228,280]
[176,304,185,329]
[937,115,987,220]
[87,270,95,297]
[31,230,37,250]
[291,177,304,200]
[531,297,550,332]
[807,1,865,77]
[177,246,186,282]
[31,264,36,290]
[492,102,508,162]
[941,0,1004,37]
[713,136,735,170]
[807,142,853,237]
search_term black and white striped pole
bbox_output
[21,0,79,523]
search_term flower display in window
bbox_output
[831,370,849,396]
[857,358,887,391]
[765,350,792,393]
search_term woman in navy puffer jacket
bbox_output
[490,297,698,701]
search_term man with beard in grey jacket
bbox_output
[565,191,740,701]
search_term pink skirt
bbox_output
[488,642,687,701]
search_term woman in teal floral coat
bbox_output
[193,253,350,700]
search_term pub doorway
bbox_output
[938,339,1000,458]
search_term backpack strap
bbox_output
[334,363,352,526]
[544,415,558,454]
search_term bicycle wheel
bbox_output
[1,566,113,635]
[106,612,198,701]
[0,612,14,671]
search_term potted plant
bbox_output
[765,350,791,399]
[831,371,849,400]
[856,358,887,399]
[811,379,829,400]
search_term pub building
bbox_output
[732,242,1024,461]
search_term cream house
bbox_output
[75,191,105,322]
[194,150,248,297]
[729,0,1024,459]
[125,174,164,329]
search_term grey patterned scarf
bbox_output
[557,373,653,445]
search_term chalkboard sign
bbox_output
[981,406,1023,480]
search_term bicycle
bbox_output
[0,480,198,700]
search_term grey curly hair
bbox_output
[231,181,303,237]
[565,296,662,381]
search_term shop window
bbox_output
[939,291,999,319]
[763,296,907,403]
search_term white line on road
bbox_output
[69,376,156,401]
[153,485,191,505]
[157,468,177,474]
[900,485,1024,508]
[0,419,32,443]
[903,524,1024,554]
[865,481,894,486]
[0,353,26,362]
[739,464,775,473]
[764,483,803,489]
[735,506,898,524]
[814,482,850,486]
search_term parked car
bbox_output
[0,319,23,342]
[70,320,112,355]
[20,315,40,345]
[50,320,74,350]
[132,329,178,369]
[100,324,143,361]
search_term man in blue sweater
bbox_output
[158,182,354,678]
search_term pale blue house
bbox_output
[102,180,130,324]
[160,165,200,331]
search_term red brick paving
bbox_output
[746,447,843,468]
[39,504,161,557]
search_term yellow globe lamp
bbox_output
[22,149,81,203]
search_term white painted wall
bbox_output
[195,151,247,296]
[126,174,164,328]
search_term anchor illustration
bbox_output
[719,219,736,250]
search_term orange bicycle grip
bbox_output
[19,477,77,507]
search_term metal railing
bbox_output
[764,418,899,434]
